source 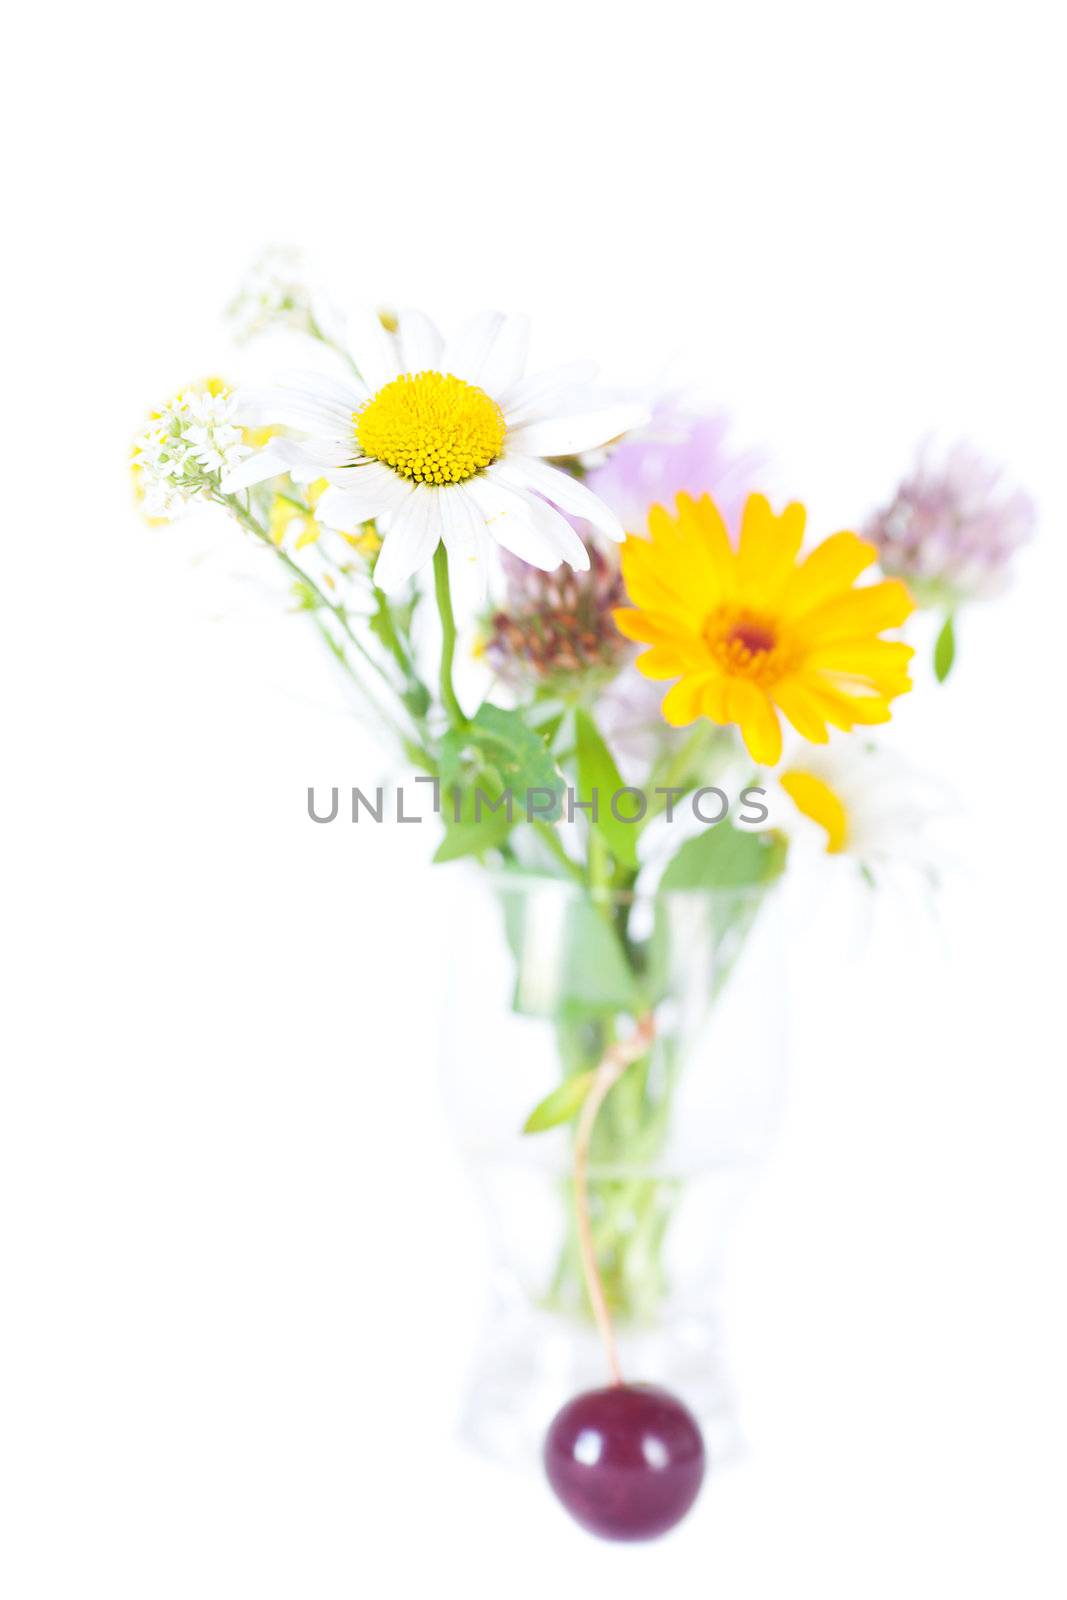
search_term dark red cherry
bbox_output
[544,1383,706,1541]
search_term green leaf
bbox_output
[401,682,431,718]
[434,754,515,862]
[433,808,513,863]
[574,708,639,870]
[659,820,787,892]
[441,704,565,822]
[469,704,565,807]
[933,614,956,684]
[522,1070,595,1134]
[435,705,564,863]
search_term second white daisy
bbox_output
[223,309,647,592]
[777,740,952,882]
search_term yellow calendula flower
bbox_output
[614,492,916,766]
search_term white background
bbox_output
[3,3,1066,1595]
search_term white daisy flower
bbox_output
[222,309,648,592]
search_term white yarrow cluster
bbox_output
[133,388,249,519]
[226,246,316,344]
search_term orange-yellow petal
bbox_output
[675,491,738,599]
[805,638,914,679]
[805,639,915,699]
[726,679,783,765]
[804,677,896,729]
[619,535,703,621]
[794,579,914,647]
[770,679,831,744]
[613,607,684,646]
[782,531,878,617]
[662,673,725,726]
[738,494,805,602]
[636,645,694,679]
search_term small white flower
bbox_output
[222,308,649,592]
[133,386,250,519]
[226,246,318,345]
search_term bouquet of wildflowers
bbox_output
[133,249,1033,1540]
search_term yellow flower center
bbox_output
[702,606,794,683]
[355,371,506,485]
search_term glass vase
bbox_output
[440,868,786,1468]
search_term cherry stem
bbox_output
[573,1011,656,1387]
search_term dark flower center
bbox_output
[727,620,776,655]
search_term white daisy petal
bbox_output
[438,486,492,606]
[346,310,403,392]
[316,466,412,529]
[492,456,625,542]
[221,446,294,492]
[273,436,358,470]
[268,368,367,410]
[497,360,599,421]
[465,477,567,572]
[437,483,485,565]
[442,311,506,384]
[234,382,357,438]
[478,313,531,398]
[398,309,444,374]
[496,476,592,571]
[373,486,444,592]
[506,403,651,459]
[224,434,359,492]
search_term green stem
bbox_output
[371,586,423,688]
[587,828,612,901]
[432,542,466,729]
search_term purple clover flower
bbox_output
[865,442,1034,605]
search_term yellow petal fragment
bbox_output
[781,769,850,853]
